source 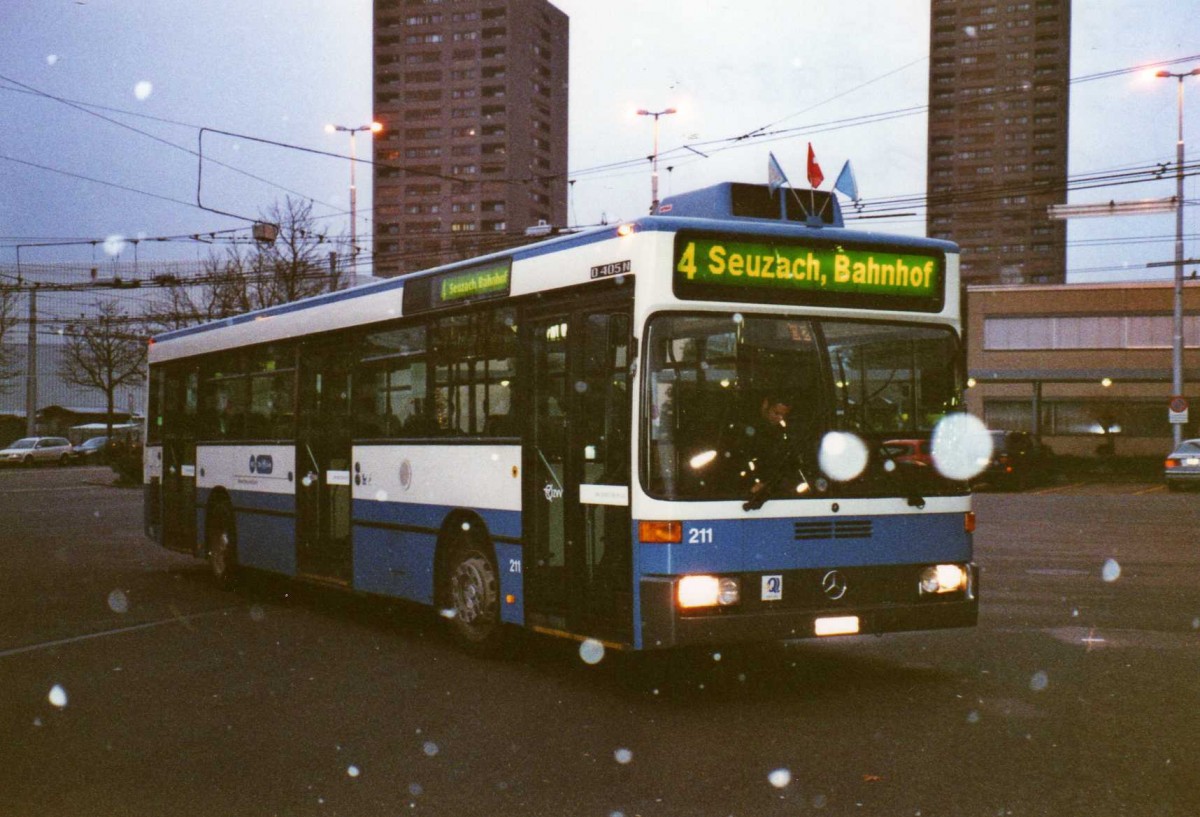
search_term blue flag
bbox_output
[768,152,789,193]
[834,160,859,202]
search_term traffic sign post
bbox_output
[1169,395,1189,425]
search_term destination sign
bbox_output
[403,259,512,314]
[673,234,944,311]
[439,262,510,303]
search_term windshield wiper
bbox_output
[742,465,810,512]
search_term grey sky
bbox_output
[1,0,1197,282]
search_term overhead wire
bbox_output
[3,51,1197,278]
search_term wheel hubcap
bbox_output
[211,531,229,576]
[451,556,496,629]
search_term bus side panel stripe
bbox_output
[352,499,521,541]
[230,489,296,575]
[353,526,436,603]
[351,499,522,610]
[494,542,524,626]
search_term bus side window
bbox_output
[356,325,429,438]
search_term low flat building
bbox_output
[966,280,1200,458]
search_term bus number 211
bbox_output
[687,527,714,544]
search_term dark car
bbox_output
[981,430,1051,488]
[72,436,109,461]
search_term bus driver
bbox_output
[741,393,809,509]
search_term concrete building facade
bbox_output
[372,0,569,277]
[966,281,1200,458]
[927,0,1071,285]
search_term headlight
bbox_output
[919,564,968,595]
[717,577,740,605]
[677,575,740,608]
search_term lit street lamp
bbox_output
[1154,67,1199,446]
[636,107,677,215]
[326,121,383,266]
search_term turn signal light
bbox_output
[639,520,682,543]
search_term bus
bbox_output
[143,180,979,655]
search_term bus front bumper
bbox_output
[638,570,978,650]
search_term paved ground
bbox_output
[1,465,1198,816]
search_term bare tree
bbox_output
[0,286,17,394]
[59,299,147,439]
[147,197,346,331]
[143,253,253,332]
[251,197,345,307]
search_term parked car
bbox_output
[882,438,934,468]
[1163,438,1200,491]
[0,436,75,466]
[980,430,1051,488]
[72,436,110,461]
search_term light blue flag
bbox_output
[834,160,859,202]
[768,152,789,193]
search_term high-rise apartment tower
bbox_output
[926,0,1071,285]
[373,0,569,277]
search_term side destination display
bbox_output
[402,259,512,314]
[673,233,945,312]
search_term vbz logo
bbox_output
[249,454,274,475]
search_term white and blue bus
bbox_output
[144,181,978,654]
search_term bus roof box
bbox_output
[658,182,843,228]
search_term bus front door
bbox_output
[295,345,353,583]
[526,304,632,643]
[161,366,197,552]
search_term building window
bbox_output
[983,314,1200,350]
[984,399,1173,438]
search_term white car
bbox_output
[1164,438,1200,491]
[0,437,75,466]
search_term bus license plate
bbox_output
[814,616,860,637]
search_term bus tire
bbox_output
[206,502,239,589]
[443,536,506,656]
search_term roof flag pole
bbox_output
[768,152,790,221]
[834,160,860,209]
[806,142,824,220]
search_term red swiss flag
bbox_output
[806,142,824,189]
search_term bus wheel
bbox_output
[445,541,505,655]
[206,504,239,589]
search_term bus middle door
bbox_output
[295,344,353,583]
[161,365,198,552]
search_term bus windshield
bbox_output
[641,313,967,502]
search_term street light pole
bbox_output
[1155,68,1199,446]
[636,108,677,214]
[326,122,382,269]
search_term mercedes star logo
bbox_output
[821,570,848,600]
